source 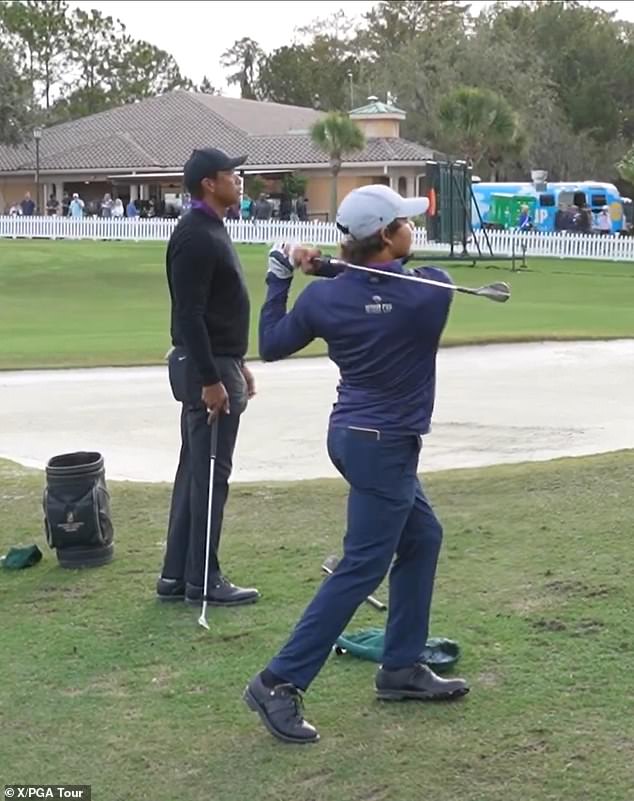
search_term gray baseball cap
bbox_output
[336,184,429,239]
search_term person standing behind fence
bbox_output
[101,193,113,218]
[254,193,273,221]
[517,204,533,231]
[240,193,254,221]
[296,196,309,222]
[126,199,139,218]
[20,192,35,216]
[46,194,59,216]
[68,193,84,218]
[597,206,611,235]
[112,198,124,218]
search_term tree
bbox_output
[112,38,192,102]
[258,45,318,107]
[197,76,219,95]
[0,0,70,110]
[310,113,365,220]
[356,1,473,149]
[64,7,124,113]
[359,0,471,60]
[617,147,634,185]
[488,0,634,143]
[281,172,308,198]
[438,87,521,174]
[221,37,263,99]
[48,8,192,121]
[0,45,32,144]
[245,175,266,200]
[258,42,360,110]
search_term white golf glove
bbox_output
[267,241,296,280]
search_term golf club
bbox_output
[312,257,511,303]
[198,417,219,631]
[321,554,387,612]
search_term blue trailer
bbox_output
[471,179,629,233]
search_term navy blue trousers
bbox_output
[268,425,443,691]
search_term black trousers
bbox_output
[160,348,248,587]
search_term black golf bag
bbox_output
[43,451,114,568]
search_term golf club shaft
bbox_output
[321,564,387,611]
[322,258,478,297]
[199,419,219,629]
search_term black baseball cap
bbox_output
[183,148,247,193]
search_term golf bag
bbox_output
[43,451,114,568]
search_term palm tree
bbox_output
[311,113,365,221]
[438,87,522,177]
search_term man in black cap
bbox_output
[156,148,259,607]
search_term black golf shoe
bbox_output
[375,663,470,701]
[156,576,186,602]
[184,575,260,607]
[243,673,319,744]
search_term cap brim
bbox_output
[226,155,248,170]
[398,196,430,217]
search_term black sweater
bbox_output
[167,208,250,385]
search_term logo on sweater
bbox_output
[365,295,393,314]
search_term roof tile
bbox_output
[0,90,435,173]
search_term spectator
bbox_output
[597,205,611,235]
[279,193,292,221]
[240,193,254,221]
[296,196,309,221]
[61,190,70,217]
[554,202,569,231]
[46,194,60,216]
[112,198,125,218]
[126,198,139,218]
[68,193,85,218]
[573,204,592,233]
[9,202,23,216]
[20,192,36,216]
[100,193,113,218]
[254,193,273,220]
[517,204,533,231]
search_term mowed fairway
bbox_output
[0,238,632,369]
[1,451,633,801]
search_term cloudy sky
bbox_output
[70,0,634,94]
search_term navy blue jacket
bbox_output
[259,260,453,435]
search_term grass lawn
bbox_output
[1,451,633,801]
[0,238,632,370]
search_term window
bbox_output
[397,176,407,196]
[539,194,555,207]
[558,191,575,208]
[591,193,607,207]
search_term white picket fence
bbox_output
[1,214,634,262]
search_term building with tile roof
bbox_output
[0,90,438,219]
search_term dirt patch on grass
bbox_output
[532,618,568,632]
[476,671,502,688]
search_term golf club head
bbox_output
[476,281,511,302]
[321,554,388,611]
[322,554,340,574]
[198,602,210,630]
